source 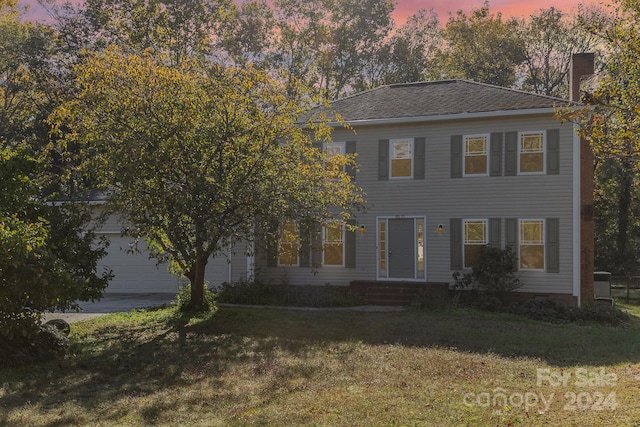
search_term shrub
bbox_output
[0,324,70,368]
[174,283,217,312]
[513,298,630,326]
[453,246,521,309]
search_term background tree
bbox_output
[435,1,525,87]
[566,0,640,276]
[1,0,110,363]
[51,48,363,310]
[518,7,601,97]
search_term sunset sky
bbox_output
[19,0,604,25]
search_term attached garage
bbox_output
[95,211,245,294]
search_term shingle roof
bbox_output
[322,80,573,122]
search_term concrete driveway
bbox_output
[42,293,176,324]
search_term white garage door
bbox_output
[98,235,233,294]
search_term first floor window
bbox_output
[519,131,544,173]
[323,223,344,266]
[464,220,487,268]
[464,134,488,175]
[520,219,544,269]
[390,138,413,178]
[278,221,299,266]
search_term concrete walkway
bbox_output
[42,293,176,324]
[42,293,406,324]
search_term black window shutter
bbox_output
[414,137,426,179]
[345,219,356,268]
[505,132,518,176]
[490,133,503,176]
[378,139,389,180]
[489,218,501,248]
[547,129,560,175]
[450,218,462,270]
[546,218,560,273]
[346,140,357,181]
[505,218,518,270]
[451,135,463,178]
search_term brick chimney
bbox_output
[570,53,595,102]
[570,53,595,306]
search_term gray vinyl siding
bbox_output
[258,114,576,296]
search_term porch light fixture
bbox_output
[437,224,444,233]
[359,225,366,234]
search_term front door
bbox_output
[388,219,415,278]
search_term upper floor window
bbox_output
[324,141,346,173]
[278,221,299,266]
[519,131,545,174]
[464,220,487,268]
[464,134,489,176]
[390,138,414,178]
[520,219,544,270]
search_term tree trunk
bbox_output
[187,256,208,311]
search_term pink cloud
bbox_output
[19,0,607,26]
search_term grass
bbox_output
[2,303,640,426]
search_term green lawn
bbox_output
[1,304,640,426]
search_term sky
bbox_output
[19,0,603,25]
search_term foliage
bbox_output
[0,323,70,368]
[174,283,217,313]
[0,2,111,354]
[51,47,363,310]
[560,0,640,276]
[435,1,526,87]
[453,246,521,309]
[518,7,602,98]
[216,280,364,307]
[512,298,630,326]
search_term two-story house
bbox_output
[258,55,596,306]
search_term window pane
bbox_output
[465,155,487,175]
[520,133,544,173]
[391,159,412,177]
[520,153,544,173]
[466,136,487,155]
[278,222,298,265]
[465,221,486,244]
[520,221,543,244]
[520,245,544,269]
[464,245,483,269]
[324,224,343,266]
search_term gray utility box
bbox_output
[594,271,612,298]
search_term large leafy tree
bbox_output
[51,48,363,310]
[435,1,525,87]
[1,0,110,347]
[566,0,640,275]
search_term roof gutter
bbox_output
[326,107,562,127]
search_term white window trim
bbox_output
[322,223,345,267]
[517,131,546,175]
[518,218,546,271]
[376,215,427,281]
[463,219,488,269]
[462,134,490,177]
[277,222,300,267]
[389,138,414,180]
